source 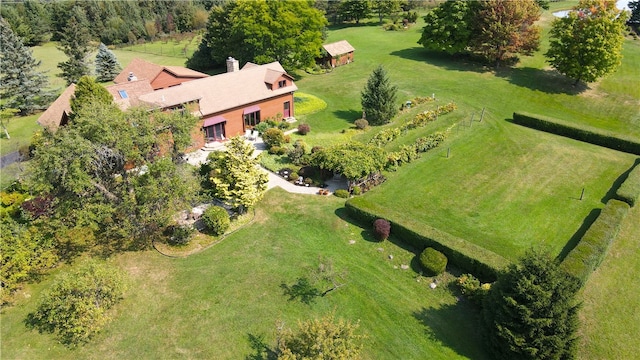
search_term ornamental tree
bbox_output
[95,43,122,82]
[206,136,268,213]
[0,17,51,115]
[546,0,628,85]
[361,65,398,126]
[482,249,581,360]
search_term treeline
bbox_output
[0,0,223,46]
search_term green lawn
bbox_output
[0,189,489,359]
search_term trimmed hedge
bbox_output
[512,112,640,155]
[419,247,447,276]
[345,198,508,282]
[561,199,630,285]
[614,160,640,207]
[201,206,231,236]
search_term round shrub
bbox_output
[298,123,311,135]
[169,224,195,245]
[333,189,350,198]
[201,206,231,236]
[419,247,448,276]
[373,218,391,241]
[351,185,362,196]
[262,128,286,148]
[354,119,368,130]
[268,146,287,155]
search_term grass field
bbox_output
[2,2,639,359]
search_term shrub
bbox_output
[512,112,640,155]
[169,224,194,245]
[289,171,299,182]
[278,121,290,130]
[201,206,231,236]
[268,146,287,155]
[419,247,448,276]
[561,199,630,285]
[372,218,391,241]
[351,185,362,196]
[262,128,286,148]
[333,189,350,198]
[354,119,368,130]
[457,273,490,305]
[297,123,311,135]
[288,140,307,165]
[311,145,324,153]
[254,122,271,134]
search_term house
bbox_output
[138,57,297,149]
[106,80,154,110]
[36,83,76,132]
[320,40,355,68]
[113,58,209,90]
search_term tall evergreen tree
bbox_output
[95,43,122,82]
[0,17,51,115]
[361,65,398,126]
[482,249,581,360]
[546,0,629,85]
[57,9,92,85]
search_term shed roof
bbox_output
[322,40,355,57]
[139,61,297,116]
[37,84,76,132]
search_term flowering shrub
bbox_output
[297,123,311,135]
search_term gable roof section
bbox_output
[139,61,297,116]
[37,83,76,132]
[113,58,208,84]
[322,40,355,57]
[106,80,154,110]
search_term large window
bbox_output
[244,110,260,127]
[205,123,226,141]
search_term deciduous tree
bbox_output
[482,249,581,360]
[70,76,113,115]
[206,136,268,213]
[0,17,51,115]
[546,0,628,85]
[95,43,122,82]
[361,65,398,125]
[417,0,477,55]
[339,0,371,24]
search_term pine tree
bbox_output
[361,65,398,126]
[57,10,92,85]
[0,17,51,115]
[95,43,122,82]
[482,249,581,360]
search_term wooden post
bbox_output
[580,188,585,200]
[447,147,450,158]
[480,107,486,122]
[471,113,475,122]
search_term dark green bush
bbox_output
[169,224,195,245]
[201,206,231,236]
[614,161,640,207]
[262,128,286,148]
[512,112,640,155]
[561,199,630,285]
[334,189,350,198]
[419,247,448,276]
[345,199,507,282]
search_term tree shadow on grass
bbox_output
[389,47,492,74]
[413,302,490,360]
[601,158,640,204]
[556,208,601,262]
[245,333,276,360]
[333,109,362,123]
[494,67,589,95]
[280,277,321,305]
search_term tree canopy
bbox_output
[57,10,92,85]
[0,17,51,115]
[361,65,398,125]
[418,0,542,66]
[95,43,122,82]
[546,0,628,85]
[70,76,113,115]
[482,249,581,360]
[190,0,327,71]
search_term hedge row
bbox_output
[512,112,640,155]
[345,198,508,282]
[560,199,630,285]
[386,132,446,169]
[614,160,640,207]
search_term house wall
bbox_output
[189,92,295,150]
[152,70,203,90]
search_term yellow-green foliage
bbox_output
[293,92,327,116]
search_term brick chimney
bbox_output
[226,57,239,72]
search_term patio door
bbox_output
[205,122,226,141]
[284,101,290,118]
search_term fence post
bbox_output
[447,147,450,158]
[480,107,486,122]
[580,188,585,200]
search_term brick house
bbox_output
[320,40,355,68]
[113,58,208,90]
[138,58,297,150]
